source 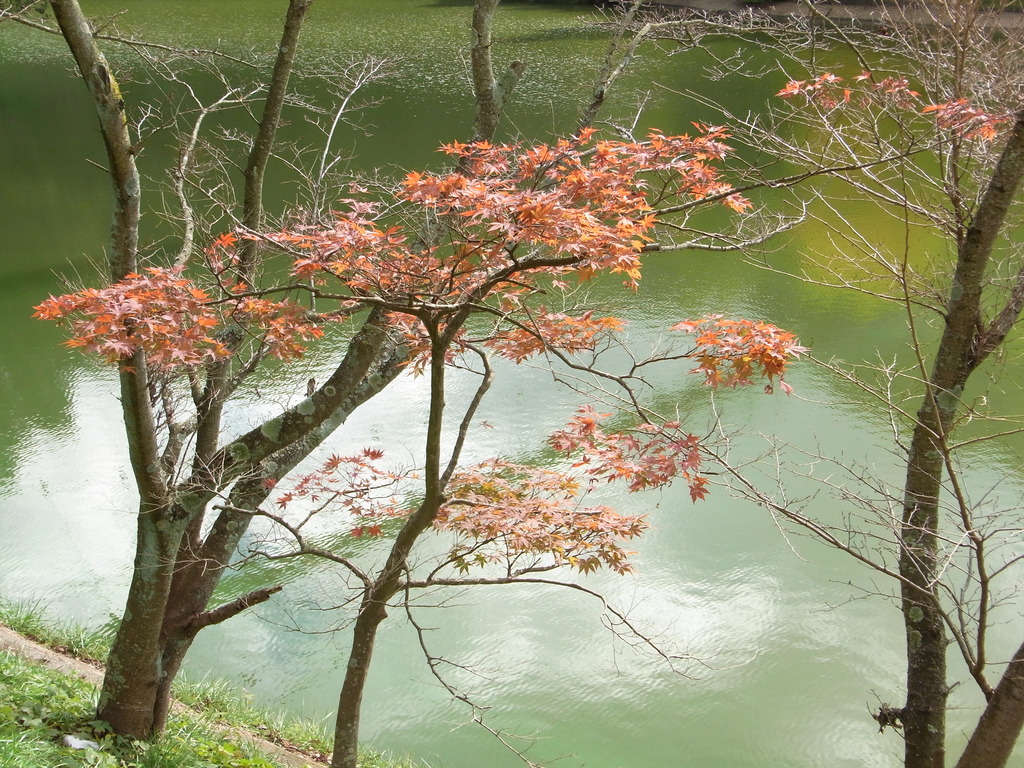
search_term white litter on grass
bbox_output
[62,734,101,750]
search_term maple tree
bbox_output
[256,133,802,768]
[38,127,804,768]
[19,0,814,762]
[22,0,1024,764]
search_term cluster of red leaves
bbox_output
[34,267,322,369]
[436,457,648,575]
[230,296,324,361]
[922,99,1010,142]
[267,128,749,301]
[24,130,759,383]
[549,405,708,502]
[777,71,858,108]
[272,448,405,537]
[671,315,807,393]
[777,71,1007,140]
[284,216,411,293]
[777,71,921,110]
[204,232,241,274]
[34,268,228,366]
[486,308,626,363]
[262,130,755,378]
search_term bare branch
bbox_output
[187,585,283,633]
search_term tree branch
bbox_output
[186,585,283,633]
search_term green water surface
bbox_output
[1,3,1022,767]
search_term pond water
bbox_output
[1,2,1022,767]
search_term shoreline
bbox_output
[644,0,1024,28]
[0,622,329,768]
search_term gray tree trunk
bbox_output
[956,637,1024,768]
[902,109,1024,768]
[470,0,524,143]
[96,510,186,736]
[330,329,453,768]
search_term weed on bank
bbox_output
[0,599,418,768]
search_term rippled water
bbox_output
[1,2,1023,767]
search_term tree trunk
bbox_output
[900,109,1024,768]
[900,415,951,768]
[956,636,1024,768]
[150,634,193,734]
[149,501,257,733]
[96,510,185,737]
[327,497,437,768]
[151,579,283,733]
[49,0,175,738]
[102,493,280,735]
[470,0,524,143]
[330,593,390,768]
[107,503,281,736]
[328,493,445,768]
[331,328,453,768]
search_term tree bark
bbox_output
[956,636,1024,768]
[900,430,950,768]
[900,109,1024,768]
[96,508,186,736]
[470,0,524,143]
[148,475,270,733]
[330,326,452,768]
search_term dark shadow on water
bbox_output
[423,0,607,8]
[419,0,610,43]
[505,25,610,43]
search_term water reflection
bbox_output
[2,2,1023,767]
[0,367,133,624]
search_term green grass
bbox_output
[0,598,111,663]
[0,648,282,767]
[172,678,420,768]
[172,677,334,760]
[0,598,421,768]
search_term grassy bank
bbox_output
[1,649,287,768]
[0,599,417,768]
